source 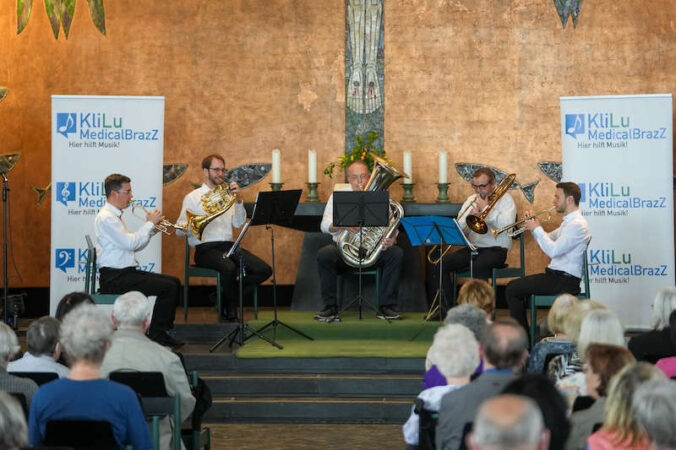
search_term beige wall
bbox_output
[0,0,673,287]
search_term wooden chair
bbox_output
[10,371,58,386]
[84,234,118,305]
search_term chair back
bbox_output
[9,392,28,419]
[10,371,58,386]
[109,371,168,396]
[84,234,96,295]
[579,249,591,299]
[414,398,438,450]
[44,419,119,450]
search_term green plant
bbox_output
[323,131,389,178]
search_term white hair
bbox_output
[444,304,488,341]
[471,395,545,449]
[429,324,480,378]
[112,291,151,328]
[0,391,27,449]
[633,379,676,449]
[0,322,20,363]
[60,304,113,364]
[651,286,676,330]
[577,309,625,362]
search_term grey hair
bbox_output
[482,318,528,370]
[60,304,113,364]
[0,322,20,363]
[26,316,60,356]
[429,324,480,379]
[577,309,625,362]
[444,304,488,342]
[471,395,545,449]
[632,379,676,448]
[112,291,152,328]
[651,286,676,330]
[0,391,28,449]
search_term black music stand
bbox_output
[334,190,389,319]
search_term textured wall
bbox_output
[0,0,673,287]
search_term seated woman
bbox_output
[403,324,479,447]
[456,279,494,318]
[628,287,676,362]
[28,304,152,449]
[527,294,579,374]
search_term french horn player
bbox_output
[426,167,516,319]
[315,159,404,323]
[176,154,271,322]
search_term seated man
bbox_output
[0,323,38,407]
[8,316,69,378]
[0,391,28,449]
[100,291,196,450]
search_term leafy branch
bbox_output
[17,0,106,39]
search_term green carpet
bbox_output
[235,311,442,358]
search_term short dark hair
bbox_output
[556,182,581,206]
[472,167,496,184]
[55,291,95,321]
[26,316,60,356]
[104,174,131,198]
[202,154,225,170]
[482,318,528,369]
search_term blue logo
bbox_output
[55,248,75,273]
[565,114,585,139]
[56,182,76,206]
[579,183,586,202]
[56,113,77,138]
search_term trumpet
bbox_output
[490,206,556,238]
[131,202,186,235]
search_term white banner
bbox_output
[560,94,674,329]
[50,95,165,315]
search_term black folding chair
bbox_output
[10,371,59,386]
[9,392,28,420]
[44,419,119,450]
[413,398,438,450]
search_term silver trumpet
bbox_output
[131,201,186,235]
[490,206,556,238]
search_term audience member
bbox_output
[28,304,152,449]
[54,291,95,321]
[457,279,494,317]
[566,344,635,450]
[628,287,676,362]
[0,391,28,450]
[8,316,69,378]
[467,395,550,450]
[0,323,38,407]
[502,374,570,450]
[587,362,665,450]
[403,324,480,446]
[436,318,528,450]
[632,379,676,450]
[527,294,579,374]
[424,305,488,389]
[100,291,196,450]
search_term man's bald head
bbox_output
[482,318,528,371]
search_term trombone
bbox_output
[131,201,186,235]
[490,206,556,238]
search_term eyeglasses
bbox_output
[208,167,227,173]
[471,182,491,190]
[116,189,132,195]
[348,174,369,181]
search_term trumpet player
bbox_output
[505,182,591,335]
[177,154,271,321]
[94,173,182,348]
[426,168,516,317]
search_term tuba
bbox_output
[465,173,516,234]
[337,155,406,268]
[184,184,238,240]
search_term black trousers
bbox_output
[316,244,403,309]
[505,268,581,332]
[99,267,180,334]
[194,241,272,314]
[426,246,507,310]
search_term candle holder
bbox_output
[436,183,450,203]
[270,182,284,192]
[401,182,416,203]
[305,182,320,202]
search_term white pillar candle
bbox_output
[308,149,317,183]
[438,151,448,183]
[403,151,412,183]
[271,148,281,183]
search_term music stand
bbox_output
[333,190,389,319]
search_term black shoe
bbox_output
[377,305,402,320]
[314,305,340,323]
[149,331,184,348]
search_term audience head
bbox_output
[502,375,570,450]
[26,316,61,357]
[0,391,28,449]
[546,294,579,336]
[55,291,95,321]
[468,394,549,450]
[0,322,20,366]
[577,309,625,362]
[429,324,480,380]
[60,304,113,366]
[112,291,152,330]
[602,362,665,446]
[482,318,528,371]
[584,344,636,399]
[457,279,494,316]
[444,304,489,343]
[562,299,607,344]
[632,379,676,450]
[651,286,676,330]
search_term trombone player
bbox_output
[426,167,516,317]
[177,154,271,321]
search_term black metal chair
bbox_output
[10,371,58,386]
[413,397,438,450]
[180,371,211,450]
[84,234,118,305]
[44,419,119,450]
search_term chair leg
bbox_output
[215,275,222,317]
[183,278,189,322]
[375,269,381,307]
[253,287,259,320]
[529,296,537,348]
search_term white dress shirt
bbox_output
[458,192,517,249]
[8,353,70,378]
[177,184,246,247]
[320,185,352,243]
[532,209,591,278]
[94,202,155,269]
